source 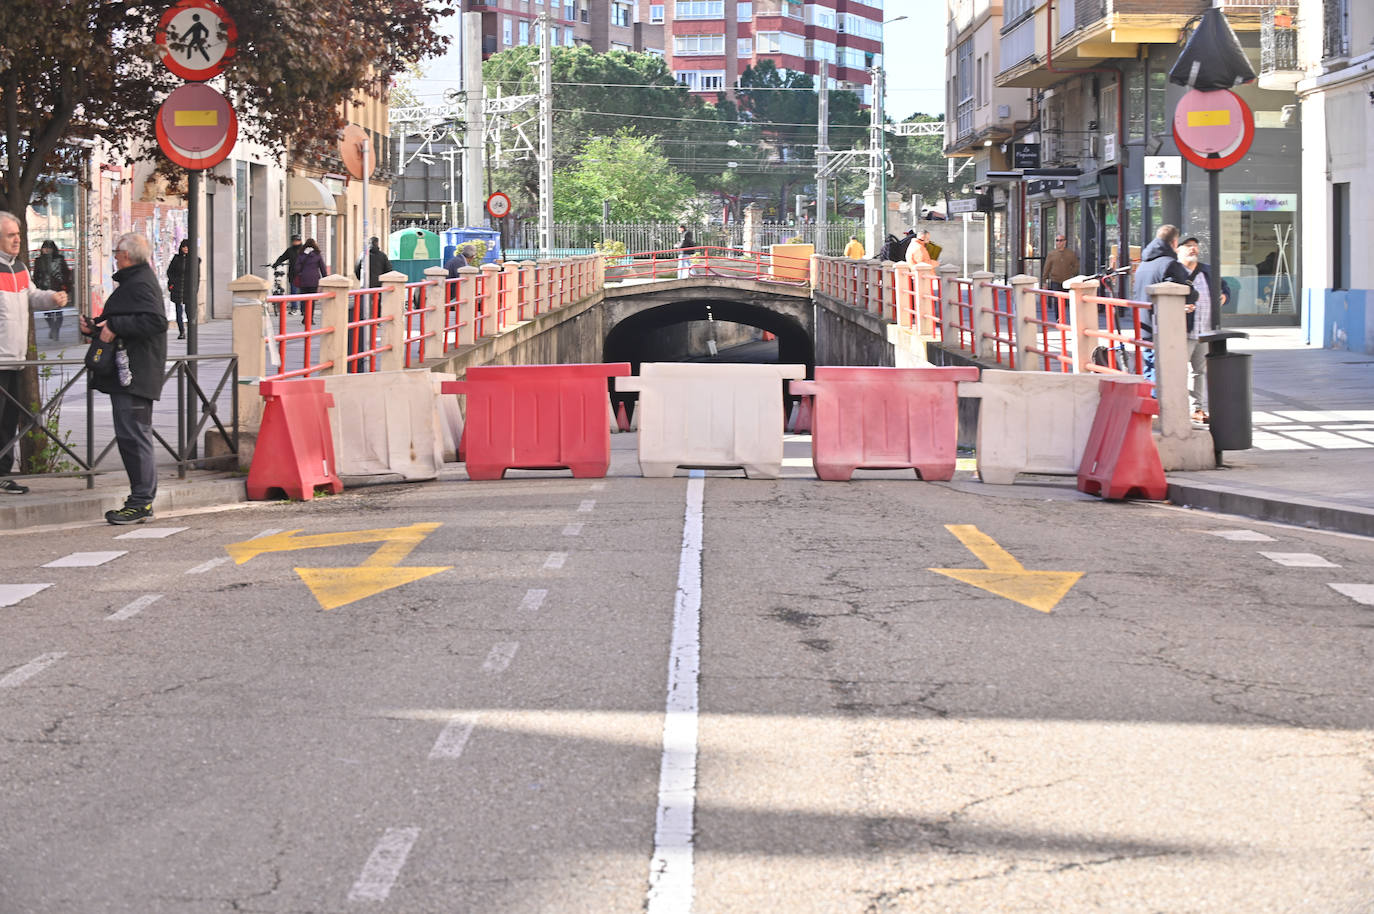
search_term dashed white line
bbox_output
[186,556,230,575]
[543,552,567,570]
[562,523,584,536]
[1259,552,1341,568]
[1328,583,1374,606]
[115,526,188,540]
[1206,529,1275,542]
[519,588,548,612]
[482,642,520,673]
[347,826,421,902]
[107,594,163,621]
[0,583,52,608]
[578,499,597,512]
[429,714,480,760]
[0,652,68,688]
[646,471,704,914]
[43,551,126,568]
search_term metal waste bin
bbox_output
[1200,330,1251,462]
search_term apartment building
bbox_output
[967,0,1303,331]
[464,0,657,55]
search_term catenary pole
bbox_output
[816,61,829,256]
[463,12,485,227]
[538,11,553,257]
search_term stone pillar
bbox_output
[480,263,502,334]
[376,270,407,372]
[893,262,914,328]
[537,259,556,313]
[914,263,937,337]
[229,274,269,381]
[456,266,478,347]
[317,274,352,377]
[1148,280,1214,469]
[880,261,896,322]
[1009,273,1039,370]
[423,266,448,354]
[742,203,763,253]
[1066,277,1099,373]
[938,264,960,347]
[970,270,994,359]
[521,261,538,317]
[810,254,822,291]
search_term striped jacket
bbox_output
[0,250,60,363]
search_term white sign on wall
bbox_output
[1144,155,1183,185]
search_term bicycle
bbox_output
[259,263,288,316]
[1089,264,1137,371]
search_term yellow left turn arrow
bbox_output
[929,524,1082,613]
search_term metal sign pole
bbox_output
[185,168,200,459]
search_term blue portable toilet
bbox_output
[441,226,502,264]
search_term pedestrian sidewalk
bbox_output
[4,324,1372,537]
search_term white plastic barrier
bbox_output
[322,369,447,480]
[430,372,465,463]
[615,363,806,478]
[959,369,1150,484]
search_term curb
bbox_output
[1167,480,1374,539]
[0,476,248,531]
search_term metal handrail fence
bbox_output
[610,246,811,285]
[947,278,977,351]
[346,288,389,373]
[0,353,238,487]
[265,292,334,380]
[1082,292,1152,375]
[403,280,438,368]
[980,281,1017,369]
[1025,287,1074,372]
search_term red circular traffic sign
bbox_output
[157,0,237,81]
[1173,89,1255,171]
[487,192,512,219]
[156,83,237,169]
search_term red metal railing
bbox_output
[262,291,334,381]
[612,246,811,285]
[981,281,1017,369]
[948,278,976,351]
[1082,293,1152,374]
[403,280,438,368]
[1025,287,1074,372]
[346,288,390,373]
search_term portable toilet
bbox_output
[441,226,502,264]
[388,228,442,281]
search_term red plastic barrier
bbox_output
[1077,379,1167,500]
[443,363,632,479]
[790,366,979,481]
[246,379,344,500]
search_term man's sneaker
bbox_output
[0,479,28,495]
[105,504,153,525]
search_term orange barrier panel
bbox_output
[443,363,632,480]
[1077,379,1168,500]
[790,366,980,481]
[246,379,344,500]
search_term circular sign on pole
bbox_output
[1173,89,1255,171]
[486,192,512,219]
[156,83,237,170]
[157,0,237,81]
[339,124,372,181]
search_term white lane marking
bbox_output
[519,588,548,612]
[186,556,230,575]
[107,593,163,621]
[646,471,704,914]
[578,499,597,513]
[562,523,584,537]
[0,583,52,608]
[482,642,519,674]
[43,551,126,568]
[251,528,286,539]
[543,552,567,570]
[590,482,606,491]
[429,714,480,760]
[1259,552,1341,568]
[0,652,68,688]
[347,826,421,902]
[115,526,188,540]
[1206,529,1275,542]
[1329,583,1374,606]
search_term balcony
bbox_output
[1259,6,1301,90]
[1001,15,1038,69]
[1324,0,1350,60]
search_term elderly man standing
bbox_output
[0,211,68,495]
[78,233,168,525]
[1040,232,1080,322]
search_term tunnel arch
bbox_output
[601,294,815,374]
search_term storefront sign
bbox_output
[947,198,978,214]
[1220,193,1296,212]
[1012,143,1041,169]
[1144,156,1183,185]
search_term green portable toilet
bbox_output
[388,228,442,281]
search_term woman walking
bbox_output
[294,239,327,323]
[33,241,72,340]
[166,239,196,339]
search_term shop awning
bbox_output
[288,177,337,215]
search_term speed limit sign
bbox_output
[486,192,511,219]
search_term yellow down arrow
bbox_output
[224,523,452,611]
[929,524,1082,613]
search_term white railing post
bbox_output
[1067,277,1099,374]
[880,261,896,322]
[893,262,914,328]
[1009,273,1039,370]
[229,274,269,380]
[456,266,478,346]
[422,266,447,356]
[479,263,502,334]
[914,263,938,337]
[376,270,407,372]
[1147,280,1193,442]
[938,264,960,347]
[318,274,352,376]
[537,258,556,311]
[970,270,995,359]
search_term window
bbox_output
[565,0,574,19]
[756,31,804,56]
[676,69,725,90]
[1333,182,1350,289]
[805,39,834,62]
[650,4,664,23]
[975,55,983,107]
[519,19,530,44]
[675,0,723,19]
[1004,0,1034,22]
[503,16,513,44]
[675,34,725,54]
[645,47,664,57]
[566,30,575,46]
[1126,68,1145,141]
[1147,69,1166,137]
[738,37,753,57]
[612,1,631,26]
[806,5,834,29]
[700,71,725,90]
[737,2,752,20]
[550,25,560,44]
[841,14,881,40]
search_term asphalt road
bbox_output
[2,443,1372,913]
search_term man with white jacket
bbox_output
[0,211,68,495]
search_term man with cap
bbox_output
[272,234,304,297]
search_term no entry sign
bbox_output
[157,0,237,81]
[1173,88,1255,171]
[156,83,238,169]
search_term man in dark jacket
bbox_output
[354,237,393,286]
[271,235,303,294]
[78,233,168,525]
[1132,224,1197,384]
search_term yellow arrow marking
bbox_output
[1186,109,1232,127]
[225,523,452,611]
[929,524,1082,613]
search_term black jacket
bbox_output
[1133,237,1197,340]
[354,246,393,282]
[166,251,199,306]
[94,262,168,401]
[272,243,303,282]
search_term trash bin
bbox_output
[1200,330,1251,462]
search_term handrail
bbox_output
[1024,286,1074,373]
[980,280,1017,369]
[264,291,334,381]
[1082,293,1152,375]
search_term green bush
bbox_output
[594,239,627,265]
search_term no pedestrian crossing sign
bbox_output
[156,82,238,170]
[156,0,237,82]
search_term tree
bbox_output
[887,114,952,208]
[0,0,449,464]
[553,131,692,223]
